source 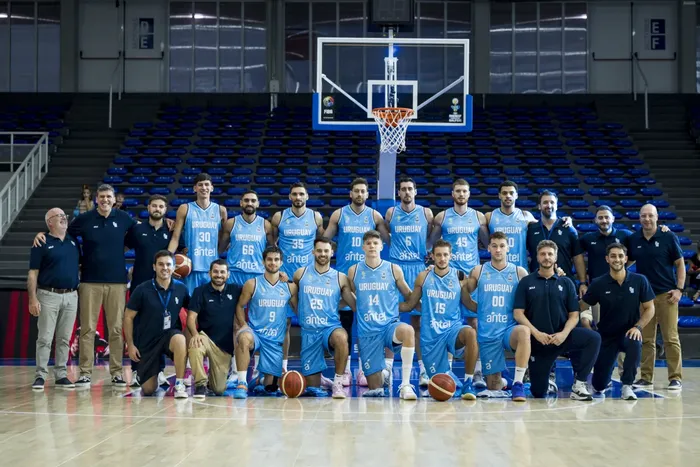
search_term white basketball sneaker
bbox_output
[399,383,417,400]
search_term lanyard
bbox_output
[152,279,172,316]
[540,219,558,241]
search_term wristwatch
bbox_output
[634,325,643,332]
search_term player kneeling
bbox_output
[464,232,530,401]
[401,240,479,400]
[124,250,190,398]
[348,230,417,400]
[234,247,297,399]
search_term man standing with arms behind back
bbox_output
[28,208,80,390]
[627,204,685,391]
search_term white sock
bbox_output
[514,367,527,384]
[418,360,426,374]
[230,356,237,373]
[385,357,394,371]
[186,359,191,369]
[401,347,415,385]
[176,378,185,386]
[238,371,247,384]
[464,373,474,382]
[282,359,288,372]
[334,374,343,385]
[253,354,260,371]
[448,353,453,371]
[474,359,482,374]
[347,356,351,371]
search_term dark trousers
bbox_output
[592,334,641,391]
[530,328,601,398]
[340,308,354,356]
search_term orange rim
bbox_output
[372,107,414,128]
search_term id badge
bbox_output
[163,313,171,330]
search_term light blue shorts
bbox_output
[421,324,469,378]
[228,271,262,287]
[358,321,403,377]
[184,271,210,295]
[237,328,284,377]
[396,262,427,317]
[300,326,343,376]
[478,325,516,376]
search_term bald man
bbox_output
[28,208,81,390]
[626,204,685,390]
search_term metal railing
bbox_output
[0,133,50,239]
[108,56,123,129]
[632,54,650,130]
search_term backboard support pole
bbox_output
[376,27,398,217]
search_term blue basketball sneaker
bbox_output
[233,382,248,399]
[460,377,476,400]
[511,382,526,402]
[304,386,329,398]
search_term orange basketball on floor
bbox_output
[281,371,306,398]
[428,373,456,401]
[174,254,192,278]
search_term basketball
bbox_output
[428,373,456,402]
[281,371,306,398]
[174,254,192,278]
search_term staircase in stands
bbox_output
[0,94,160,288]
[597,94,700,247]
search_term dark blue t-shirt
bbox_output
[583,271,655,337]
[579,227,632,280]
[626,229,683,295]
[68,209,137,283]
[526,219,583,278]
[514,271,579,335]
[189,282,241,355]
[127,279,189,350]
[29,233,80,289]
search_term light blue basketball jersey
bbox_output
[420,268,463,341]
[442,207,480,273]
[278,208,316,277]
[488,208,528,268]
[227,215,266,275]
[476,262,519,341]
[353,260,400,336]
[389,206,428,264]
[184,201,221,272]
[297,266,342,331]
[248,276,291,343]
[336,205,376,274]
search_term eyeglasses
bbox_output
[48,213,68,221]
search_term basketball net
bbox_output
[372,107,414,154]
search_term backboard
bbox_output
[312,36,472,133]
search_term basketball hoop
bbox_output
[372,107,414,154]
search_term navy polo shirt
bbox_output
[189,282,241,355]
[127,279,189,350]
[514,272,579,335]
[29,233,80,290]
[68,209,137,283]
[125,222,172,291]
[579,226,633,280]
[526,219,583,278]
[626,229,683,295]
[582,271,655,338]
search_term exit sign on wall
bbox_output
[645,18,666,51]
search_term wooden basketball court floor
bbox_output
[0,360,698,467]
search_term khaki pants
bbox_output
[188,331,231,395]
[36,289,78,380]
[78,283,127,377]
[640,294,683,382]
